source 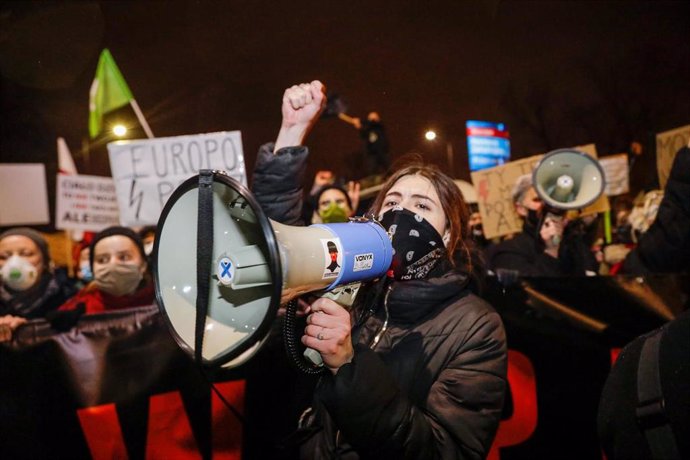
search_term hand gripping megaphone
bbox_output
[532,148,606,211]
[531,148,606,246]
[153,170,392,370]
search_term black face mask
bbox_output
[471,223,484,238]
[525,209,540,228]
[379,207,446,281]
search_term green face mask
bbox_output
[319,202,349,223]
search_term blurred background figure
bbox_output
[486,174,598,277]
[58,226,153,315]
[304,170,361,224]
[349,111,390,177]
[0,227,77,340]
[310,184,355,224]
[72,235,94,289]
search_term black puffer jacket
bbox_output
[252,143,507,459]
[302,269,507,459]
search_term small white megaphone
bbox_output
[532,148,606,210]
[153,170,392,369]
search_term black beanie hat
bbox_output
[89,226,147,270]
[0,227,51,267]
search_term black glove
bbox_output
[46,303,86,332]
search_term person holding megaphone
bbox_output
[252,80,507,459]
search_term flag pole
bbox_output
[129,99,154,139]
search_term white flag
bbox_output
[57,137,78,175]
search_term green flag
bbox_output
[89,49,134,138]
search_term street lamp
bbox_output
[112,124,128,137]
[424,129,454,177]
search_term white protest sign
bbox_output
[107,131,245,226]
[599,154,629,196]
[0,163,50,226]
[656,124,690,190]
[55,174,119,231]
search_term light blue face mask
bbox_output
[79,263,93,282]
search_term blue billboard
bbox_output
[466,120,511,171]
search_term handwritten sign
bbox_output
[55,174,119,232]
[656,124,690,190]
[599,154,629,196]
[471,144,610,239]
[107,131,246,226]
[0,164,50,226]
[471,155,542,239]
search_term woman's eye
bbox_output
[384,200,397,207]
[416,202,429,210]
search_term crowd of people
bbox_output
[0,225,156,339]
[1,78,688,459]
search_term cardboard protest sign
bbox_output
[598,154,629,196]
[55,174,119,232]
[471,154,542,239]
[471,144,610,240]
[0,164,50,226]
[656,124,690,190]
[108,131,245,226]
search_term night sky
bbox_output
[1,1,690,227]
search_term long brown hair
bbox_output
[370,157,472,272]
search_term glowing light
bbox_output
[112,124,127,137]
[425,130,437,141]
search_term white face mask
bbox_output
[94,263,143,297]
[1,255,39,291]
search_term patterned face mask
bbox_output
[379,207,446,281]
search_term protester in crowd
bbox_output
[0,227,77,340]
[58,226,154,315]
[302,170,361,224]
[309,184,356,224]
[598,145,690,460]
[138,225,157,257]
[340,110,391,177]
[72,238,93,288]
[468,202,492,250]
[486,173,599,277]
[253,80,507,459]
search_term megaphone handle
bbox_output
[304,348,323,366]
[283,299,326,375]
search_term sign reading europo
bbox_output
[108,131,245,226]
[466,120,511,172]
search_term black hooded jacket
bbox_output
[252,143,507,459]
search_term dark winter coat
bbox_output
[622,146,690,274]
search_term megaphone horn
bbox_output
[532,148,606,210]
[153,170,392,369]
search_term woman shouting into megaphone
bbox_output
[252,80,507,460]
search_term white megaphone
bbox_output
[153,170,393,370]
[532,148,606,210]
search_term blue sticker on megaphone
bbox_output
[217,257,234,285]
